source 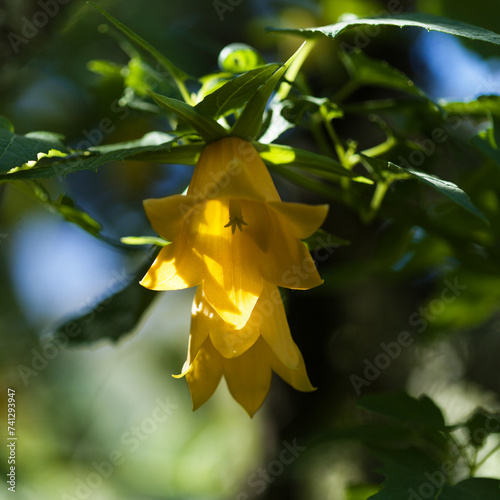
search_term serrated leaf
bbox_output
[438,478,500,500]
[361,155,488,224]
[53,250,159,344]
[358,392,446,430]
[0,127,69,173]
[1,132,175,180]
[195,64,280,119]
[269,12,500,47]
[149,91,228,142]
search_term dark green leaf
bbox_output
[269,12,500,47]
[149,91,228,142]
[195,64,280,119]
[0,127,68,173]
[1,132,176,180]
[340,49,426,98]
[438,478,500,500]
[465,409,500,448]
[358,392,446,430]
[303,228,350,251]
[361,155,488,224]
[53,250,159,344]
[367,447,445,500]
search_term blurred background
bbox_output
[1,0,500,498]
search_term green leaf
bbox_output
[195,64,280,119]
[231,64,287,140]
[269,12,500,47]
[464,409,500,448]
[88,2,192,103]
[442,95,500,118]
[1,132,175,180]
[256,142,356,178]
[303,228,350,251]
[149,91,228,142]
[340,49,426,98]
[438,478,500,500]
[120,235,169,246]
[367,447,444,500]
[53,250,159,344]
[358,392,446,430]
[51,195,103,238]
[218,43,266,73]
[361,155,489,224]
[0,126,69,173]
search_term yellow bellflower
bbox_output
[176,282,315,417]
[141,137,328,328]
[140,136,328,413]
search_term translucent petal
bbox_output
[267,201,329,239]
[271,347,316,393]
[242,201,324,290]
[188,287,211,360]
[187,137,280,202]
[194,199,263,329]
[185,337,223,411]
[257,283,300,369]
[223,337,273,417]
[143,194,198,241]
[139,241,203,290]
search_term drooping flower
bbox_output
[140,136,328,329]
[176,282,315,417]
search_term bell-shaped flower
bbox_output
[141,137,328,329]
[176,282,315,417]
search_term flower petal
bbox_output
[267,201,329,239]
[185,337,223,411]
[139,241,203,290]
[242,201,324,290]
[223,337,273,417]
[188,287,211,360]
[271,348,316,393]
[194,199,264,329]
[187,137,280,202]
[143,194,198,241]
[256,283,300,369]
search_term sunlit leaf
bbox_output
[269,12,500,46]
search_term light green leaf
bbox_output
[269,12,500,46]
[257,142,356,178]
[149,91,228,142]
[195,64,280,119]
[442,95,500,117]
[120,235,169,246]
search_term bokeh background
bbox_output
[1,0,500,498]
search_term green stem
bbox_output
[471,442,500,475]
